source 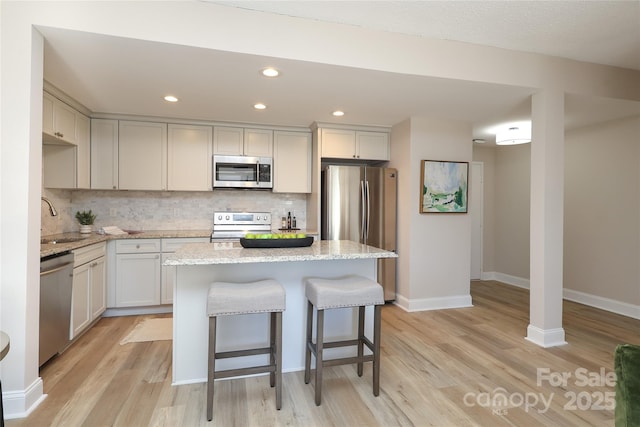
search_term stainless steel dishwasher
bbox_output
[39,251,74,367]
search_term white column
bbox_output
[526,90,567,347]
[1,17,46,416]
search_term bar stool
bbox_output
[304,275,384,406]
[206,279,285,421]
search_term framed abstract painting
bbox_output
[420,160,469,213]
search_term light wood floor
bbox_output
[7,280,639,426]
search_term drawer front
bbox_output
[115,239,161,254]
[73,242,106,267]
[161,237,209,252]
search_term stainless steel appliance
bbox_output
[322,165,397,301]
[210,211,272,241]
[212,155,273,189]
[39,251,74,366]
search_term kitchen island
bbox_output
[164,240,397,385]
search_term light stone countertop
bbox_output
[40,229,212,258]
[163,239,397,266]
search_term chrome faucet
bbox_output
[41,197,58,216]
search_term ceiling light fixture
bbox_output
[495,126,531,145]
[254,103,267,110]
[332,110,345,117]
[472,138,485,144]
[164,95,178,102]
[261,67,280,77]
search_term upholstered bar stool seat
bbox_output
[206,279,285,421]
[304,275,384,406]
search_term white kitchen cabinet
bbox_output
[160,237,209,304]
[167,124,213,191]
[42,144,76,188]
[320,128,389,161]
[114,239,161,307]
[71,243,106,339]
[273,131,311,193]
[91,119,119,190]
[244,128,273,157]
[76,112,91,189]
[42,91,77,145]
[118,121,167,190]
[213,126,273,157]
[42,92,91,189]
[213,126,244,155]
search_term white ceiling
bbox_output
[40,1,640,145]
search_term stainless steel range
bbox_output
[210,211,272,242]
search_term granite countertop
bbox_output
[163,239,398,266]
[40,230,212,258]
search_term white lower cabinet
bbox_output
[71,243,106,339]
[114,239,161,307]
[110,237,208,309]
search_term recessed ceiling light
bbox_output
[261,68,280,77]
[472,138,485,144]
[164,95,178,102]
[332,110,345,117]
[254,103,267,110]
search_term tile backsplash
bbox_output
[41,189,307,236]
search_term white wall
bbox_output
[391,117,472,311]
[479,115,640,317]
[564,116,640,308]
[494,144,531,279]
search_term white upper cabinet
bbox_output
[76,112,90,189]
[167,124,213,191]
[213,126,273,157]
[213,126,243,155]
[244,128,273,157]
[42,91,78,145]
[321,128,390,161]
[273,131,311,193]
[91,119,119,190]
[118,121,168,191]
[355,131,390,161]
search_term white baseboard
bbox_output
[563,288,640,320]
[3,377,46,419]
[103,305,173,317]
[394,293,473,312]
[525,325,567,348]
[481,271,530,289]
[482,271,640,320]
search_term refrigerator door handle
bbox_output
[360,180,366,242]
[365,180,371,241]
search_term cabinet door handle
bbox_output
[90,261,98,267]
[155,255,160,259]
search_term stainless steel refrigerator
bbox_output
[321,165,397,301]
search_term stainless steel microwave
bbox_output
[212,155,273,189]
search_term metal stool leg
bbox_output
[270,312,276,388]
[357,306,365,376]
[206,316,217,422]
[373,304,382,396]
[314,308,324,406]
[275,311,283,410]
[304,300,313,384]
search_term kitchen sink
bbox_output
[41,237,88,244]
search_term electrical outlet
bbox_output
[109,208,117,217]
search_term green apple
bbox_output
[245,233,256,239]
[296,233,307,238]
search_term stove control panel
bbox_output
[213,212,272,226]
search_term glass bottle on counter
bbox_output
[292,216,297,229]
[281,216,287,229]
[287,212,292,229]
